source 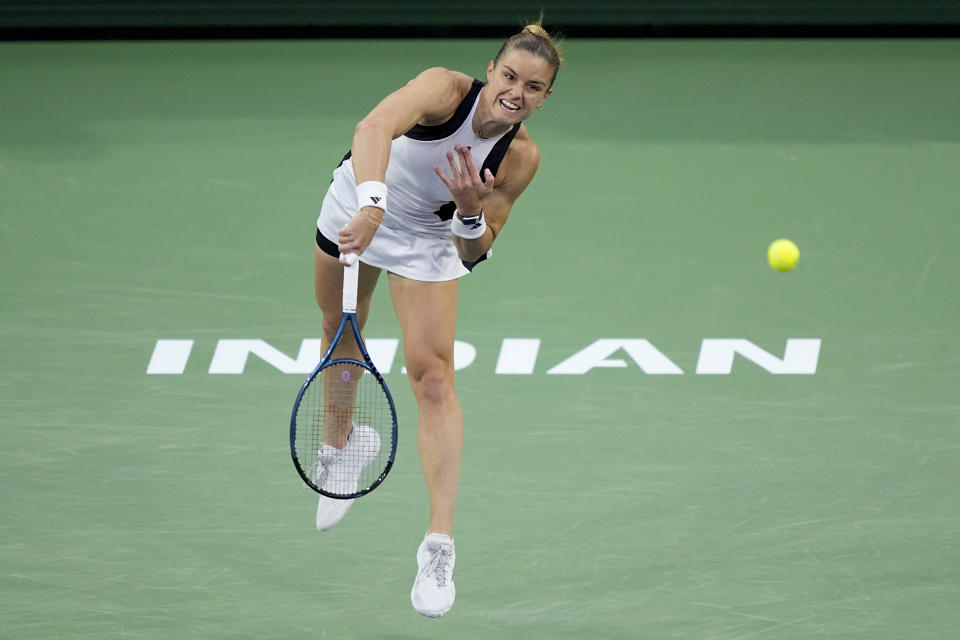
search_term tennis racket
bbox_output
[290,254,398,499]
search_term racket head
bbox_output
[290,356,398,499]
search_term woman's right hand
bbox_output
[337,207,383,264]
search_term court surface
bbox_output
[2,38,958,639]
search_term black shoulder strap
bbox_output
[479,123,521,178]
[404,79,484,141]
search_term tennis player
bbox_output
[312,23,562,617]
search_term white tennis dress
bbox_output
[316,80,520,281]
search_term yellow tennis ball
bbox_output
[768,239,800,272]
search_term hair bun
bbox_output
[522,24,550,39]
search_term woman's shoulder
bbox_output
[411,67,475,96]
[404,68,477,126]
[507,125,541,167]
[494,125,541,192]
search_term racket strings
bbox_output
[295,361,394,497]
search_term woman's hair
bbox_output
[494,21,564,88]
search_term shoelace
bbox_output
[423,544,453,587]
[307,457,327,487]
[309,447,342,487]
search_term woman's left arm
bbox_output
[435,135,541,262]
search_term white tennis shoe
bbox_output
[410,533,456,617]
[314,425,380,531]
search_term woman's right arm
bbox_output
[336,68,468,261]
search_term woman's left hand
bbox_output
[433,144,494,214]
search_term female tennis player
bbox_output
[312,23,562,617]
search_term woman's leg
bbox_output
[387,273,462,537]
[313,245,382,447]
[313,245,382,531]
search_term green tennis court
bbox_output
[2,38,958,638]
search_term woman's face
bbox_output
[483,48,554,125]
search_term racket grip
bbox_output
[341,254,360,313]
[341,252,359,267]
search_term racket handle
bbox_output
[340,254,359,313]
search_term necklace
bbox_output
[476,123,506,140]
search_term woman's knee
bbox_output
[320,311,343,342]
[407,359,456,408]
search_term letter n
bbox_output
[695,339,821,374]
[209,339,324,374]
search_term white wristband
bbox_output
[451,210,487,240]
[356,181,387,212]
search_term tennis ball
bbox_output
[767,239,800,272]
